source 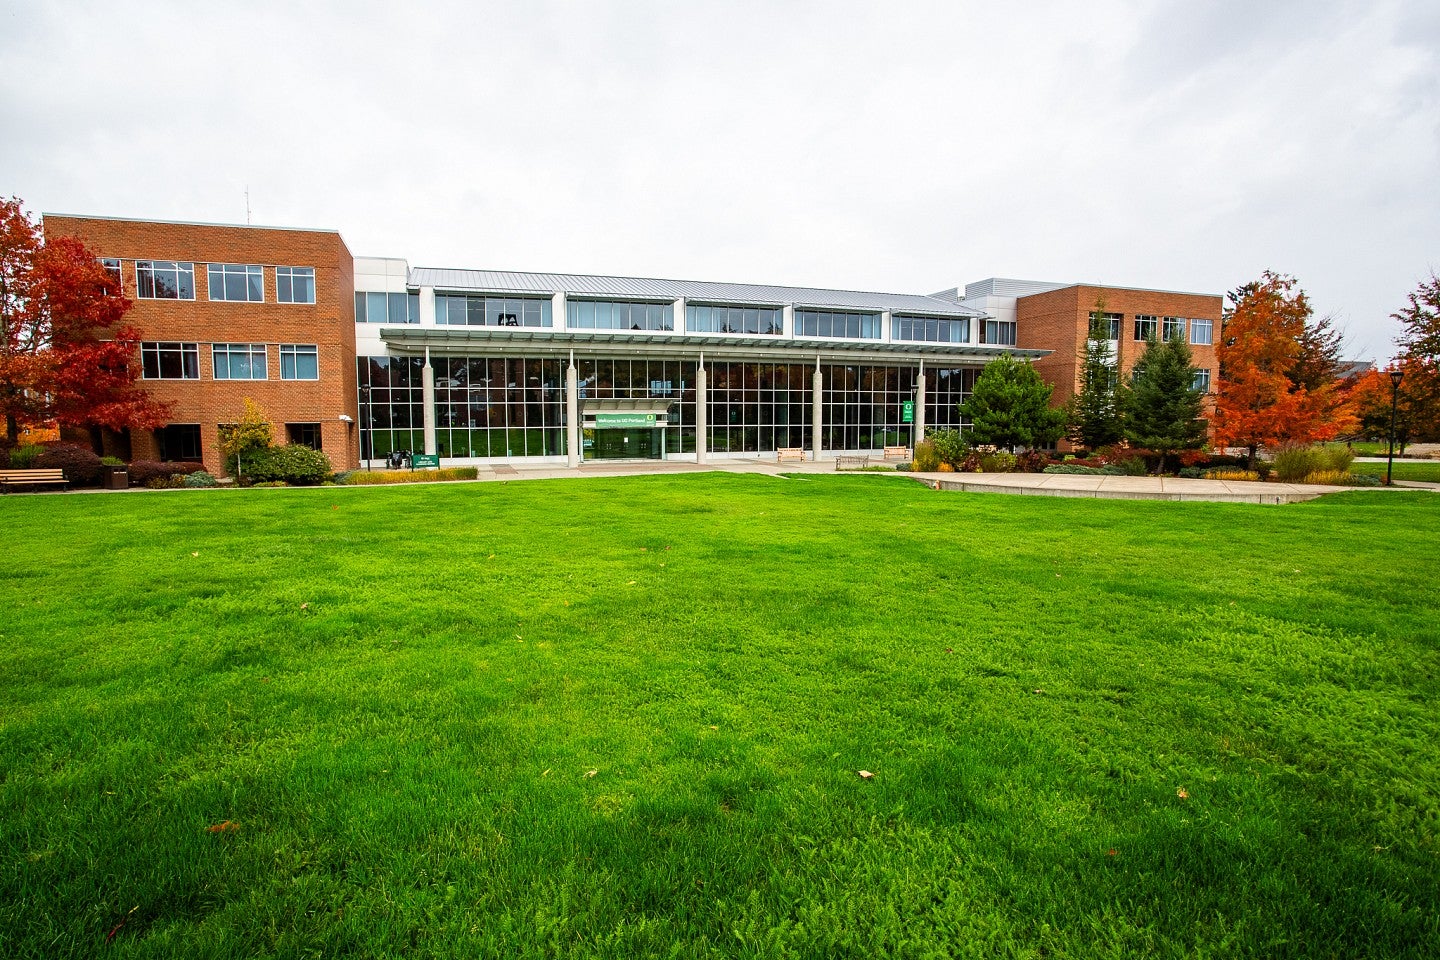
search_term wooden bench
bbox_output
[777,447,807,463]
[834,455,871,471]
[0,468,68,492]
[883,445,912,462]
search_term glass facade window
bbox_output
[436,294,553,327]
[1162,316,1186,341]
[136,261,195,300]
[795,310,880,340]
[157,424,202,461]
[980,319,1017,346]
[212,343,268,380]
[355,290,419,323]
[893,315,970,343]
[1193,368,1212,393]
[277,267,315,304]
[1133,315,1158,340]
[141,342,199,379]
[568,300,673,331]
[686,304,783,335]
[1089,311,1122,340]
[280,344,319,380]
[207,263,264,302]
[1190,318,1214,345]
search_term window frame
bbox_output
[206,263,265,303]
[1133,315,1158,341]
[141,341,200,380]
[276,266,316,305]
[1190,317,1214,346]
[135,261,196,300]
[280,344,320,380]
[211,342,269,381]
[1192,368,1212,393]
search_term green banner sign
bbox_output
[411,453,440,468]
[595,413,657,428]
[902,400,914,424]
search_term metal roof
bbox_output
[409,267,985,318]
[378,327,1045,365]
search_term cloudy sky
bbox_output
[3,0,1436,361]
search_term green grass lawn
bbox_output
[1350,459,1440,482]
[3,476,1438,958]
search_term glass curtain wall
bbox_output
[927,366,980,432]
[578,358,696,453]
[431,356,567,457]
[705,362,813,452]
[356,356,425,462]
[819,364,918,450]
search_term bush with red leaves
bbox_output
[34,444,103,486]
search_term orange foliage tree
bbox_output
[0,198,170,447]
[1212,271,1356,464]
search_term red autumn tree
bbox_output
[0,198,170,448]
[1212,271,1356,464]
[1389,273,1440,443]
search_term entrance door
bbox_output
[591,428,659,460]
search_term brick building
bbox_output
[41,213,1221,473]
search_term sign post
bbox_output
[902,401,914,424]
[411,453,440,469]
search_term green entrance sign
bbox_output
[595,413,657,428]
[902,400,914,424]
[411,453,440,468]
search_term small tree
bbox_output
[959,354,1066,452]
[1390,273,1440,443]
[1066,298,1124,450]
[216,398,274,477]
[1123,334,1206,474]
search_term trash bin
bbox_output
[102,465,129,490]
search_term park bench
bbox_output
[0,468,68,492]
[777,447,806,463]
[883,446,912,462]
[834,455,871,471]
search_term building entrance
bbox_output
[590,428,661,460]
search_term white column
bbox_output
[566,357,580,468]
[553,291,567,329]
[915,363,927,449]
[783,304,795,338]
[421,348,437,460]
[418,286,436,325]
[811,363,823,461]
[695,360,708,464]
[881,309,893,343]
[674,296,686,334]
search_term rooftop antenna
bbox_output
[244,186,251,224]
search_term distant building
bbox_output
[43,212,1222,473]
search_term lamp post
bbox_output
[359,384,372,472]
[1385,368,1403,486]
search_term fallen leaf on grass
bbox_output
[626,580,636,586]
[1107,848,1118,857]
[1177,787,1189,800]
[206,820,239,833]
[190,551,199,557]
[584,769,598,778]
[300,602,309,610]
[106,905,140,943]
[541,769,551,777]
[857,770,874,780]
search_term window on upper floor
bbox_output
[1133,315,1158,341]
[141,342,199,379]
[1190,318,1214,345]
[1193,368,1212,393]
[136,261,195,300]
[1162,316,1186,342]
[568,299,674,331]
[687,304,783,335]
[355,290,419,323]
[795,309,880,340]
[436,294,553,327]
[280,344,319,380]
[893,315,969,343]
[207,263,264,302]
[212,343,268,380]
[980,318,1017,346]
[1088,311,1122,340]
[277,267,315,304]
[99,258,122,294]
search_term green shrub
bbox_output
[911,439,941,472]
[926,429,967,468]
[146,474,186,489]
[183,471,219,488]
[1043,464,1127,476]
[229,444,333,486]
[1271,444,1350,482]
[337,467,480,486]
[7,444,45,469]
[1178,467,1205,479]
[99,455,126,467]
[250,480,289,488]
[1347,473,1383,486]
[1320,446,1355,473]
[974,450,1017,473]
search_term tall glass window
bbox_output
[99,258,122,293]
[1192,368,1212,393]
[795,310,881,340]
[435,294,553,327]
[568,300,673,331]
[136,261,195,300]
[687,304,783,335]
[207,264,264,302]
[893,315,970,343]
[980,319,1017,346]
[355,291,418,323]
[280,344,319,380]
[212,343,268,380]
[277,267,315,304]
[1190,318,1214,345]
[356,356,426,461]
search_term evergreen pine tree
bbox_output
[1123,334,1206,474]
[1066,300,1124,450]
[959,354,1067,452]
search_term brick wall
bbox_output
[42,216,358,474]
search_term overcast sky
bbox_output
[3,0,1436,361]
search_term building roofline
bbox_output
[1020,281,1220,300]
[41,212,345,237]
